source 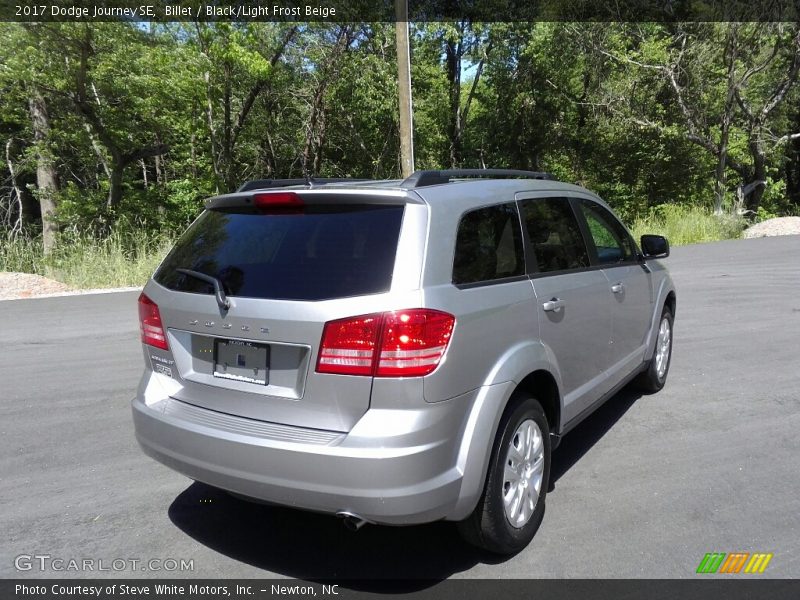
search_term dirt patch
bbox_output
[0,272,73,300]
[743,216,800,239]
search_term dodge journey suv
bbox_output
[133,169,675,554]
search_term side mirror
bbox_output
[640,234,670,259]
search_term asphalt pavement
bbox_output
[1,235,799,582]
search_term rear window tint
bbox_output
[155,204,404,301]
[452,203,525,285]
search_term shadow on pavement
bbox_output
[550,386,643,487]
[168,483,503,589]
[169,387,643,587]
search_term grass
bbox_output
[0,228,175,289]
[630,204,746,246]
[1,204,746,290]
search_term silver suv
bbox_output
[133,169,675,554]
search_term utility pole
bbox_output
[395,0,414,177]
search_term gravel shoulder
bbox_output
[743,216,800,238]
[0,272,139,301]
[0,272,74,300]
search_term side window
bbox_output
[452,203,525,285]
[577,199,635,264]
[520,197,590,273]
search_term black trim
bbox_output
[559,361,648,436]
[403,169,555,188]
[516,198,539,276]
[453,275,529,290]
[570,196,601,265]
[528,263,607,279]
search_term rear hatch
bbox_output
[143,191,410,432]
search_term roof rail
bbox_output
[237,178,368,192]
[401,169,555,189]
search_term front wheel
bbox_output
[457,393,551,554]
[636,305,674,393]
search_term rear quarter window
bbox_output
[155,204,404,301]
[452,203,525,285]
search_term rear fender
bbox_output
[450,341,558,520]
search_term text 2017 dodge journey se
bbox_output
[133,169,675,554]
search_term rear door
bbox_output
[517,195,614,423]
[146,196,410,432]
[573,197,653,386]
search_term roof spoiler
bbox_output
[237,178,369,192]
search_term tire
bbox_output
[636,305,674,393]
[457,393,551,555]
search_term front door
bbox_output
[574,197,654,387]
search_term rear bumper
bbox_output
[132,374,503,525]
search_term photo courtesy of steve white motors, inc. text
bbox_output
[13,3,339,19]
[14,583,341,597]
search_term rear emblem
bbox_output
[205,321,214,327]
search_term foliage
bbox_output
[631,204,747,246]
[0,228,174,288]
[1,22,799,287]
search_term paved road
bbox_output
[2,236,799,582]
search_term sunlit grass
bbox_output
[630,205,746,246]
[0,229,174,289]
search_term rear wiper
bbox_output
[176,268,232,311]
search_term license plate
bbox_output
[213,339,269,385]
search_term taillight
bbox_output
[317,313,382,376]
[252,192,303,209]
[376,310,455,376]
[138,293,169,350]
[316,309,455,377]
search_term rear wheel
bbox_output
[458,393,551,554]
[636,305,673,392]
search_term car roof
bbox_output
[209,173,608,213]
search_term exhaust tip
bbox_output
[336,511,368,531]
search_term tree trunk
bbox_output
[745,135,767,214]
[396,17,415,177]
[5,139,25,236]
[302,27,350,176]
[302,83,325,175]
[155,153,164,185]
[446,36,462,167]
[106,144,169,209]
[261,131,277,178]
[28,89,59,255]
[715,26,738,215]
[108,159,124,208]
[784,104,800,209]
[222,68,234,189]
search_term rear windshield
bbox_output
[155,204,404,301]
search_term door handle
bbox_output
[542,298,565,312]
[611,283,624,294]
